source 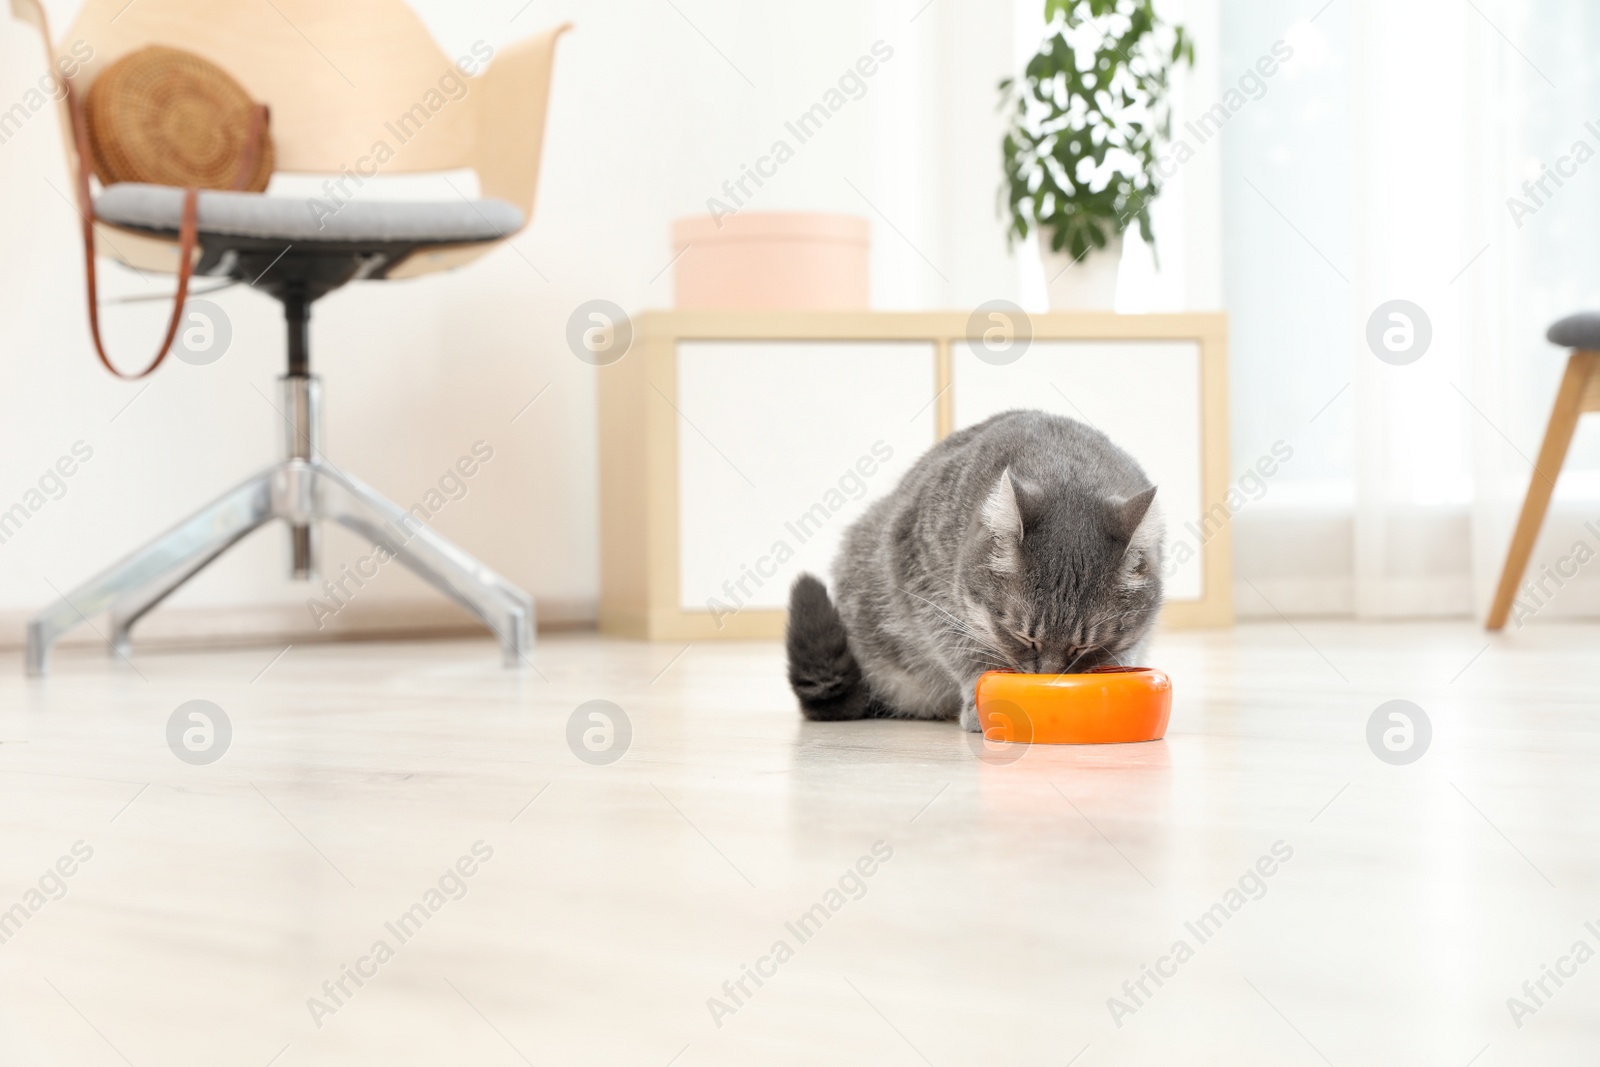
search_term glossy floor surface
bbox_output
[1,622,1597,1065]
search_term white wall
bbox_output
[0,0,1032,648]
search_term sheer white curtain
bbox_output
[1221,0,1600,621]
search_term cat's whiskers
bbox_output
[900,587,1009,653]
[926,612,1015,662]
[936,624,1014,667]
[958,647,1013,669]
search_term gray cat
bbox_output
[786,410,1164,731]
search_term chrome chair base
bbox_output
[26,376,534,675]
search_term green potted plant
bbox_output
[1001,0,1193,309]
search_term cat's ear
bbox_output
[1109,485,1159,543]
[981,468,1024,572]
[1112,487,1162,586]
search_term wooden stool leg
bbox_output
[1486,351,1600,629]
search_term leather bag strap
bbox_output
[231,104,269,191]
[64,78,267,380]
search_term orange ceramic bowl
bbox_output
[975,667,1172,744]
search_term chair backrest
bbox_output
[16,0,567,186]
[54,0,494,173]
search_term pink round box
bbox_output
[670,212,870,310]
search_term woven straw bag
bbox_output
[85,45,274,192]
[66,46,273,378]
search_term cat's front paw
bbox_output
[958,699,982,733]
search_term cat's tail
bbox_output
[786,574,873,721]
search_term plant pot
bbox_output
[1038,231,1123,311]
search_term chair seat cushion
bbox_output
[94,183,524,245]
[1547,312,1600,349]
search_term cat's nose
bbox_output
[1041,649,1075,674]
[1055,646,1093,673]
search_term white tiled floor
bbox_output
[1,622,1597,1064]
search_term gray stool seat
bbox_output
[1547,312,1600,348]
[95,182,524,245]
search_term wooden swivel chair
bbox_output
[11,0,569,672]
[1487,314,1600,629]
